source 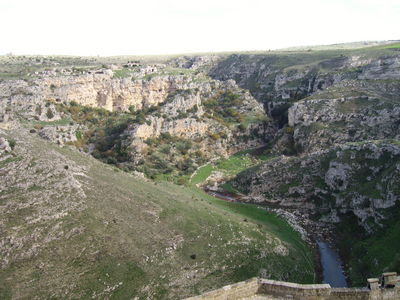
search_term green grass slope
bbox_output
[0,129,314,299]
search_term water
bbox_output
[317,241,348,287]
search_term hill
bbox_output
[0,128,314,299]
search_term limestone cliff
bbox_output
[288,80,400,153]
[234,141,400,232]
[210,50,400,125]
[0,65,271,178]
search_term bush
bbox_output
[176,158,193,172]
[159,144,171,154]
[209,133,220,140]
[286,126,294,134]
[238,123,247,131]
[187,105,198,113]
[177,177,187,185]
[160,132,173,141]
[46,108,54,119]
[68,105,80,115]
[176,140,192,154]
[76,131,82,140]
[128,105,136,114]
[8,138,16,149]
[35,105,42,115]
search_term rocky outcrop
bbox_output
[359,56,400,80]
[0,73,196,112]
[38,124,81,145]
[172,55,220,70]
[123,79,270,159]
[210,52,400,122]
[287,80,400,153]
[0,136,11,153]
[233,141,400,232]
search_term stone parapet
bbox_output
[185,278,259,300]
[185,272,400,300]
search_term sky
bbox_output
[0,0,399,56]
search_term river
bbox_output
[317,241,348,287]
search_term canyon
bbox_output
[1,41,400,299]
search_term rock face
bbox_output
[214,51,400,229]
[210,52,400,123]
[287,80,400,153]
[172,55,220,70]
[234,141,400,232]
[124,78,269,157]
[0,79,62,125]
[210,46,400,285]
[38,124,81,145]
[359,56,400,79]
[0,63,272,176]
[0,73,195,112]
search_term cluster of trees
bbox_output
[138,133,206,180]
[203,91,245,125]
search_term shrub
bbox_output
[286,126,294,134]
[177,177,187,185]
[176,158,193,171]
[68,106,80,115]
[176,140,192,154]
[8,139,16,149]
[107,157,118,164]
[177,112,188,119]
[35,105,42,115]
[187,105,198,113]
[238,123,247,131]
[209,133,220,140]
[46,108,54,119]
[160,132,173,141]
[76,131,82,140]
[159,144,171,154]
[128,105,136,114]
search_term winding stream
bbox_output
[317,241,347,287]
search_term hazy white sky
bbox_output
[0,0,398,56]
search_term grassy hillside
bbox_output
[190,147,271,193]
[0,129,315,299]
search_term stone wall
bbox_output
[185,273,400,300]
[185,278,259,300]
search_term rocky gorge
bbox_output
[215,44,400,285]
[1,41,400,298]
